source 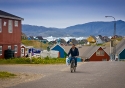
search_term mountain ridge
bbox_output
[22,20,125,37]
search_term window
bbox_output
[0,46,2,55]
[0,19,2,33]
[8,45,11,49]
[96,50,104,56]
[15,21,18,27]
[14,45,18,53]
[8,20,13,33]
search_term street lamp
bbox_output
[105,16,116,60]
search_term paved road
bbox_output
[0,61,125,88]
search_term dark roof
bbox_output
[90,35,97,40]
[0,10,23,20]
[103,36,110,42]
[98,35,105,41]
[36,36,43,40]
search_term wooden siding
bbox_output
[89,47,110,61]
[0,18,22,59]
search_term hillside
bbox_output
[22,20,125,37]
[21,40,48,50]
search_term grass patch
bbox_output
[0,57,66,64]
[0,71,16,79]
[21,40,48,50]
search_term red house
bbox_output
[0,10,23,59]
[82,46,110,61]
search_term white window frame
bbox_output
[15,20,18,27]
[8,45,11,49]
[14,45,18,53]
[8,20,13,33]
[96,50,104,56]
[0,19,2,33]
[0,46,2,55]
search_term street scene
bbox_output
[0,0,125,88]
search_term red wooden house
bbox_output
[0,10,23,59]
[82,46,110,61]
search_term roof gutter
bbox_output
[0,15,24,20]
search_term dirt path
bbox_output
[0,73,44,88]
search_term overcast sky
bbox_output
[0,0,125,28]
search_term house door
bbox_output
[21,48,25,57]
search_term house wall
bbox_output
[0,18,22,59]
[0,44,21,58]
[51,45,65,58]
[87,36,96,43]
[89,48,110,61]
[119,49,125,60]
[96,38,103,44]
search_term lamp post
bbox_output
[105,16,116,60]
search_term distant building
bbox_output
[96,35,105,44]
[103,36,110,42]
[87,35,97,43]
[36,36,43,41]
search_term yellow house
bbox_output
[87,35,97,43]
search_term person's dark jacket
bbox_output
[68,47,79,57]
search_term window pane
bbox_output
[8,46,11,49]
[0,46,2,55]
[15,21,18,27]
[14,45,18,53]
[96,50,104,56]
[8,20,13,33]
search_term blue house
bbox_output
[116,39,125,60]
[119,49,125,60]
[51,44,67,58]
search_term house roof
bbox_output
[60,39,67,44]
[98,35,105,41]
[36,36,43,40]
[0,10,23,20]
[116,39,125,55]
[50,44,66,52]
[81,46,110,58]
[89,35,97,40]
[103,36,110,42]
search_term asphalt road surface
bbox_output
[0,61,125,88]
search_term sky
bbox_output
[0,0,125,28]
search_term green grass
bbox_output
[21,40,48,50]
[0,71,16,78]
[0,57,66,64]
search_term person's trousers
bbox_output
[70,57,77,66]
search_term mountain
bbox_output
[22,20,125,37]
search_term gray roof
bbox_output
[98,35,105,41]
[116,39,125,55]
[103,36,111,42]
[0,10,23,20]
[90,35,97,40]
[63,45,110,58]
